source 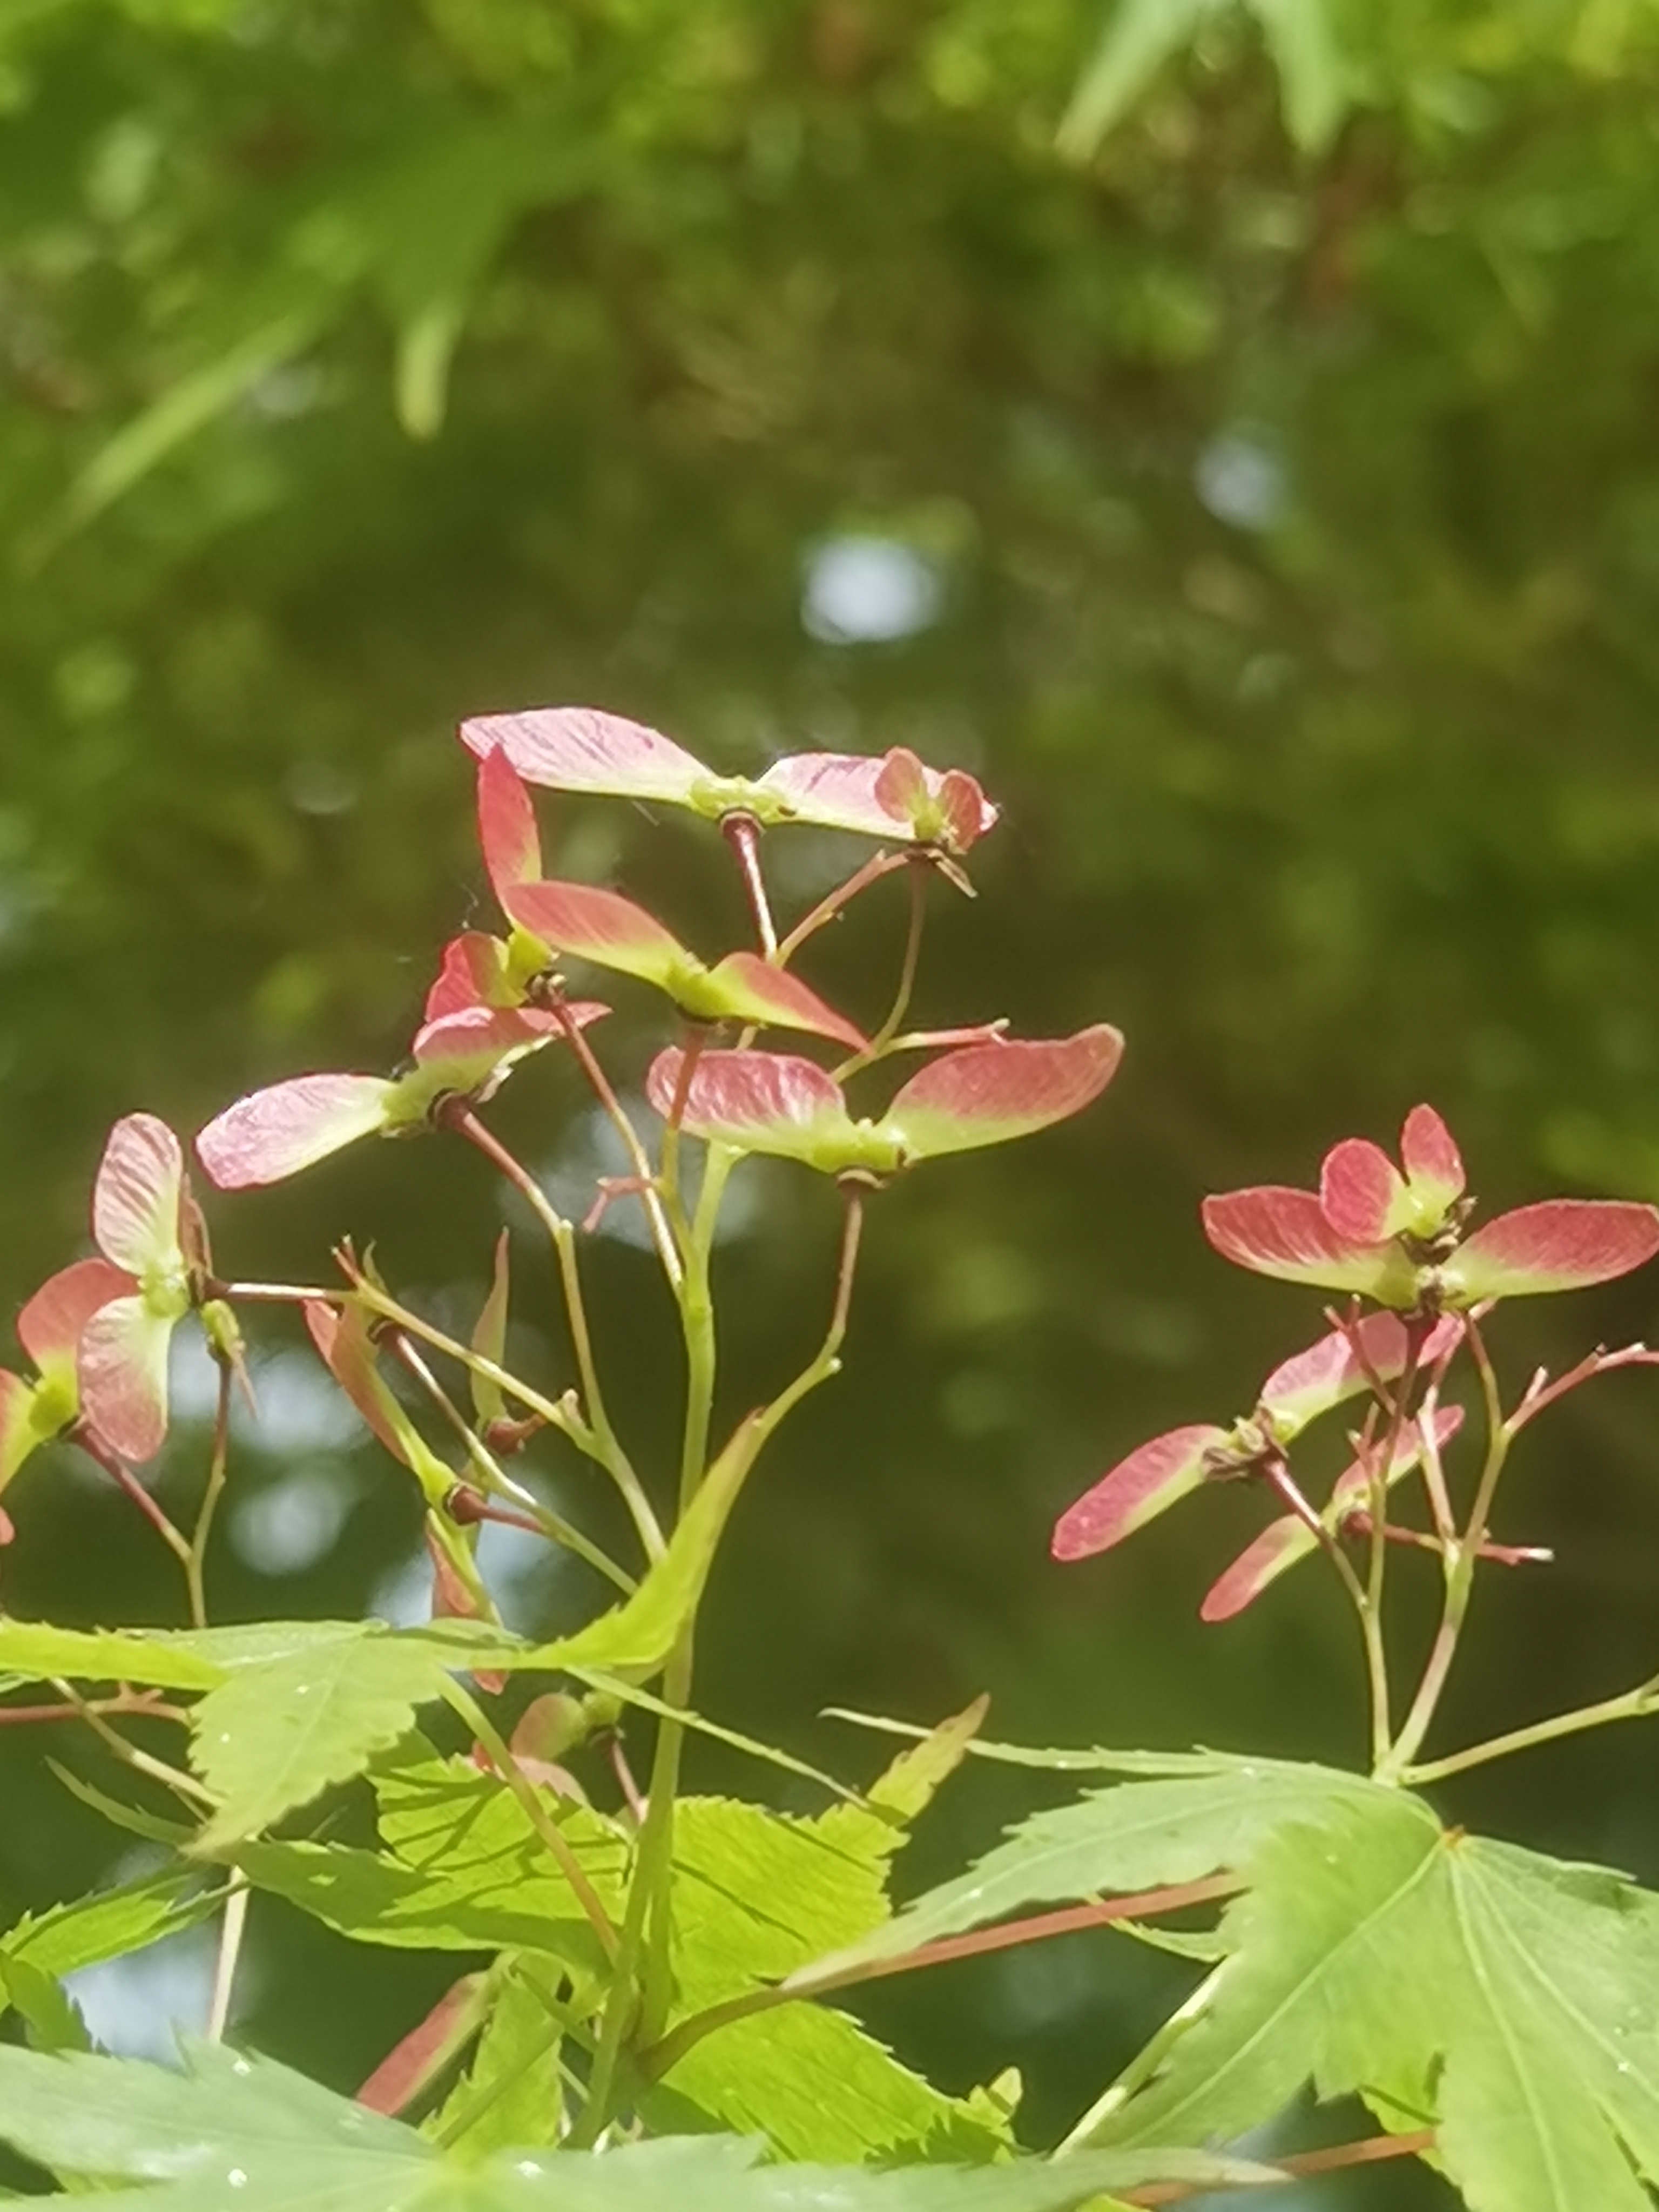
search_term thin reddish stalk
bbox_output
[775,849,909,963]
[1120,2128,1435,2206]
[641,1873,1242,2080]
[721,813,778,957]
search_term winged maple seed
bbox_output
[1051,1312,1460,1573]
[1203,1102,1659,1309]
[438,747,867,1048]
[645,1027,1123,1179]
[194,1001,608,1191]
[459,704,997,856]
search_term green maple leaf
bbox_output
[0,2039,1274,2210]
[793,1754,1372,1986]
[1094,1785,1659,2211]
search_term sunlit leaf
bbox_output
[191,1636,466,1851]
[655,1796,1000,2161]
[424,1954,563,2152]
[1095,1789,1659,2212]
[790,1759,1374,1986]
[1247,0,1352,152]
[1057,0,1209,160]
[0,2036,1270,2208]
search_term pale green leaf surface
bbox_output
[0,1956,86,2052]
[817,1698,986,1863]
[657,1797,999,2161]
[794,1761,1372,1984]
[1100,1791,1659,2212]
[0,2038,1273,2209]
[0,1616,373,1691]
[238,1752,626,1975]
[5,1868,212,1981]
[192,1637,465,1849]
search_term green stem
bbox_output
[1381,1315,1509,1782]
[552,1217,664,1562]
[392,1331,637,1594]
[186,1359,234,1632]
[578,1181,861,2137]
[55,1681,217,1809]
[447,1113,664,1562]
[833,861,927,1079]
[441,1681,619,1960]
[551,1004,683,1290]
[207,1882,248,2041]
[1054,1963,1227,2154]
[1402,1681,1659,1786]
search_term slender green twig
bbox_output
[451,1107,662,1559]
[441,1680,619,1960]
[53,1680,217,1809]
[1402,1679,1659,1786]
[207,1881,249,2042]
[186,1358,235,1632]
[389,1328,637,1594]
[1382,1314,1510,1781]
[550,1005,682,1288]
[832,860,927,1079]
[348,1159,666,1563]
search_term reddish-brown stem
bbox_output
[721,813,778,957]
[640,1873,1242,2081]
[1507,1343,1659,1437]
[775,849,909,963]
[0,1691,188,1728]
[72,1427,192,1564]
[1119,2128,1436,2205]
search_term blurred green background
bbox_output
[9,3,1659,2201]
